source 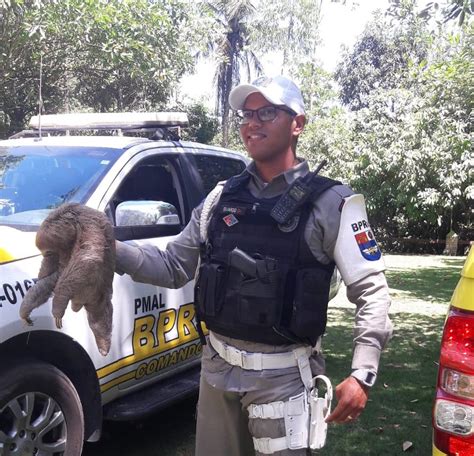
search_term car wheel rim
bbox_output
[0,392,67,455]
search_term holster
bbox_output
[309,375,333,450]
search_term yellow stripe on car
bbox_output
[461,248,474,279]
[0,226,40,264]
[432,443,447,456]
[451,248,474,312]
[0,247,14,263]
[100,371,136,393]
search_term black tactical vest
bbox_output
[195,170,340,345]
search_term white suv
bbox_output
[0,113,248,455]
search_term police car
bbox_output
[432,248,474,456]
[0,112,342,455]
[0,113,249,455]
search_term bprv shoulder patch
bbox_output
[333,194,385,285]
[352,220,381,261]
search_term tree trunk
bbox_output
[221,33,237,147]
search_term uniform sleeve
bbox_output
[347,272,393,381]
[305,185,392,384]
[115,203,203,289]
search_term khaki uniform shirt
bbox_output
[116,159,393,391]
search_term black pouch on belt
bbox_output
[195,263,226,317]
[289,268,332,343]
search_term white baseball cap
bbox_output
[229,75,305,115]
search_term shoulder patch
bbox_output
[353,222,381,261]
[333,194,385,285]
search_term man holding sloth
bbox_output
[115,76,392,455]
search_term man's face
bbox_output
[239,92,302,163]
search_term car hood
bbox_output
[0,226,40,264]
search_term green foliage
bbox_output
[296,62,355,181]
[197,0,262,146]
[416,0,473,25]
[345,22,473,246]
[349,86,471,244]
[250,0,322,73]
[335,6,431,110]
[299,6,472,250]
[211,114,246,152]
[177,101,219,144]
[0,0,193,137]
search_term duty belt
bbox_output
[209,331,312,372]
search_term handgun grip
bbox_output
[228,248,258,278]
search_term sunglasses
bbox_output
[236,106,296,125]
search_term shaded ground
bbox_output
[83,254,465,456]
[83,395,197,456]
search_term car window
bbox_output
[0,146,118,226]
[192,154,246,195]
[110,156,183,222]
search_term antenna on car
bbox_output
[37,53,43,140]
[35,2,44,141]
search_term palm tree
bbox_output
[199,0,263,146]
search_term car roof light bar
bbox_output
[28,112,189,131]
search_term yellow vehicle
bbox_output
[432,247,474,456]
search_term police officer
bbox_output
[116,75,392,455]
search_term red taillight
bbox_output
[434,308,474,454]
[440,309,474,375]
[434,428,474,455]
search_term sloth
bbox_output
[19,203,116,356]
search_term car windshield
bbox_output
[0,145,119,227]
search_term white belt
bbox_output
[208,332,311,371]
[253,436,289,454]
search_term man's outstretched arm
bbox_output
[115,204,203,289]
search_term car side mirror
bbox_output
[115,200,180,227]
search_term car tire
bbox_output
[0,360,84,456]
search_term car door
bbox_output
[93,150,201,400]
[94,147,247,400]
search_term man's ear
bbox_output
[292,114,306,137]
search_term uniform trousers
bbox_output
[195,368,316,456]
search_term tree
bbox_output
[332,6,473,249]
[68,0,193,113]
[196,0,263,147]
[335,3,431,110]
[296,62,354,181]
[250,0,322,73]
[416,0,473,25]
[177,101,219,144]
[0,0,66,135]
[0,0,194,137]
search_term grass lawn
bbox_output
[84,254,465,456]
[319,254,465,456]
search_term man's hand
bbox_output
[325,376,369,423]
